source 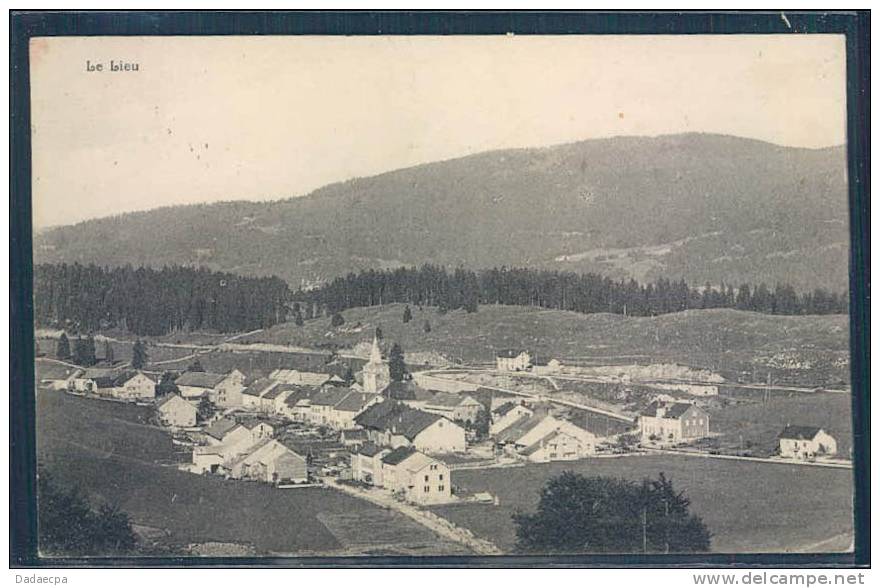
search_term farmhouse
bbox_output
[490,401,534,435]
[639,401,710,446]
[350,441,390,485]
[494,413,597,460]
[422,393,484,424]
[71,367,121,393]
[227,439,308,484]
[111,371,157,401]
[495,349,531,372]
[239,417,276,441]
[176,370,245,405]
[260,384,295,414]
[778,425,838,460]
[240,377,279,410]
[355,401,466,454]
[532,357,563,375]
[156,393,197,428]
[380,446,452,505]
[331,391,382,429]
[282,387,316,421]
[308,387,353,426]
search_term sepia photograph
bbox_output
[10,11,869,567]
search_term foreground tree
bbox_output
[131,339,148,369]
[388,342,407,382]
[513,472,711,554]
[37,469,136,556]
[55,333,71,360]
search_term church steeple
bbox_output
[369,335,382,363]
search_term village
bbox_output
[36,331,847,519]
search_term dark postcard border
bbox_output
[9,10,871,568]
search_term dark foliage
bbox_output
[131,339,148,369]
[388,343,406,382]
[298,265,847,318]
[37,469,137,556]
[72,335,97,367]
[103,340,115,364]
[34,263,290,336]
[402,305,412,323]
[156,371,180,397]
[55,333,71,360]
[513,471,711,554]
[197,397,216,423]
[330,312,345,327]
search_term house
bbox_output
[520,429,590,463]
[532,358,563,375]
[155,393,197,428]
[71,367,121,394]
[422,393,484,424]
[355,401,466,454]
[111,371,157,401]
[380,446,452,504]
[496,350,531,372]
[490,401,534,435]
[176,370,245,404]
[308,387,353,426]
[240,378,279,410]
[495,413,597,460]
[350,441,390,485]
[239,417,276,441]
[227,439,308,484]
[330,391,382,429]
[639,401,710,446]
[202,418,258,459]
[268,368,332,387]
[260,384,294,414]
[361,336,391,394]
[778,426,838,460]
[282,386,316,421]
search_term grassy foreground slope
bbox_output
[432,456,854,553]
[36,390,469,556]
[246,304,850,387]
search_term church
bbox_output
[361,336,391,394]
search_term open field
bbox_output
[705,392,853,458]
[243,305,850,387]
[431,455,854,554]
[36,390,469,556]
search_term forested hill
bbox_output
[34,133,849,292]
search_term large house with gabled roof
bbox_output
[355,401,466,454]
[639,401,710,446]
[175,369,245,406]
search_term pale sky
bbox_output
[30,34,847,228]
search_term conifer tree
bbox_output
[56,333,71,360]
[402,305,412,323]
[388,342,406,382]
[131,339,148,369]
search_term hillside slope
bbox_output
[35,133,849,291]
[244,304,850,387]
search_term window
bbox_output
[424,474,429,482]
[424,486,430,493]
[439,474,443,481]
[438,485,445,492]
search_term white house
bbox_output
[495,350,531,372]
[639,401,710,446]
[350,442,390,486]
[227,439,308,484]
[380,446,452,505]
[240,378,279,410]
[156,393,197,428]
[778,425,838,460]
[494,413,598,460]
[112,371,157,401]
[175,370,245,405]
